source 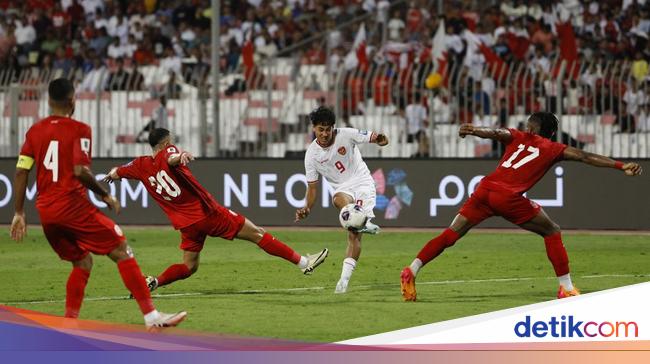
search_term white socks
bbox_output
[409,258,423,276]
[297,256,308,269]
[340,257,357,281]
[558,273,574,291]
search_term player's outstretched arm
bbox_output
[74,165,122,213]
[168,151,194,166]
[371,133,389,146]
[11,167,30,242]
[563,147,643,176]
[459,124,513,143]
[295,182,318,222]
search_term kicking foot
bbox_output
[400,267,417,301]
[334,278,349,294]
[557,285,580,299]
[302,248,329,275]
[358,220,381,234]
[145,311,187,332]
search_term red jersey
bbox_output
[19,116,93,214]
[116,145,219,229]
[479,128,567,194]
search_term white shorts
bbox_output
[333,178,376,218]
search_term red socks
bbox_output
[157,264,192,287]
[544,232,570,276]
[257,233,301,264]
[65,267,90,318]
[117,258,155,315]
[416,228,461,266]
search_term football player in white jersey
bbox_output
[295,107,389,293]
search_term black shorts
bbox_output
[407,130,426,143]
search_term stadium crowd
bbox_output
[0,0,648,135]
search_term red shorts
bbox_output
[179,205,246,252]
[459,186,541,225]
[41,210,126,262]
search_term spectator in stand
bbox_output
[107,37,124,59]
[632,51,648,84]
[136,94,169,143]
[133,40,155,65]
[387,9,405,41]
[52,47,74,75]
[0,23,16,63]
[637,102,650,132]
[105,56,129,91]
[160,46,182,77]
[162,70,182,99]
[78,56,106,92]
[405,93,430,158]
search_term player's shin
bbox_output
[544,232,573,290]
[415,228,461,267]
[117,258,156,315]
[65,267,90,318]
[257,233,301,264]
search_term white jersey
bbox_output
[304,128,374,189]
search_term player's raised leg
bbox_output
[401,214,476,301]
[65,254,93,318]
[107,242,187,329]
[518,209,579,298]
[237,218,328,275]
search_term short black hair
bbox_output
[309,106,336,126]
[149,128,170,147]
[528,112,558,139]
[48,78,74,103]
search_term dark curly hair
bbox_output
[309,106,336,126]
[528,112,558,139]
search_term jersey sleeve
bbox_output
[17,129,35,170]
[72,125,92,166]
[341,128,373,145]
[116,158,141,179]
[304,150,319,183]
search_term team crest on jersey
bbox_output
[338,146,347,155]
[359,130,368,135]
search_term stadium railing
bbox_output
[0,55,647,159]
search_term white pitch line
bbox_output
[3,274,648,306]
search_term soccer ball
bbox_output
[339,203,368,231]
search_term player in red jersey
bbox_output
[400,112,643,301]
[10,78,186,329]
[103,128,328,293]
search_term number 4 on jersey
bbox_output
[502,144,540,169]
[44,140,59,182]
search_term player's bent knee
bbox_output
[186,261,199,274]
[108,242,134,262]
[74,254,93,271]
[256,225,266,236]
[549,222,561,235]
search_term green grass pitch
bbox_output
[1,227,649,342]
